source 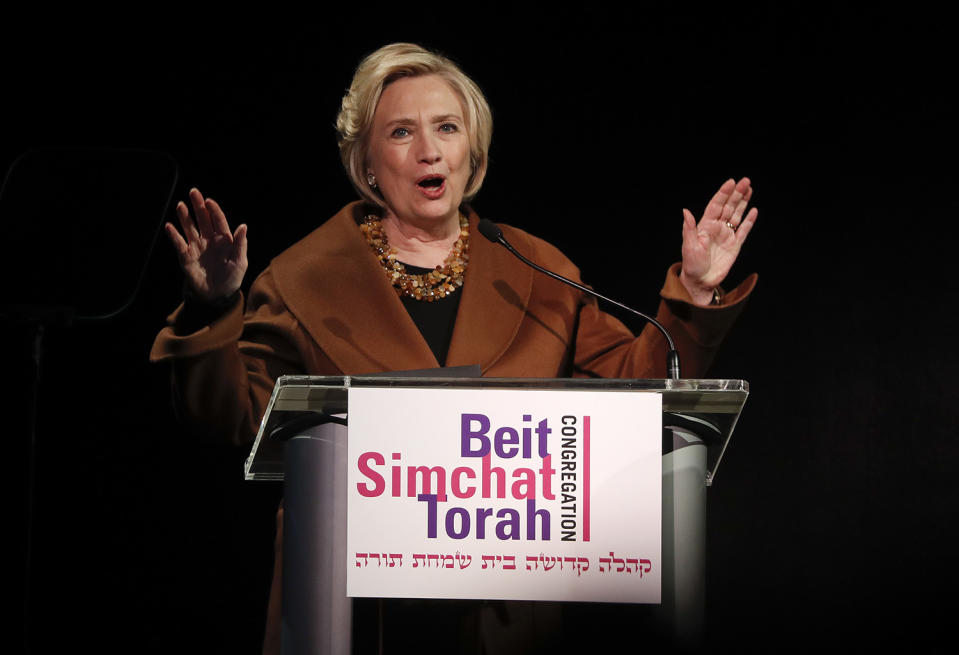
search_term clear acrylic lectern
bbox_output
[246,376,748,654]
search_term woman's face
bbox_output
[366,74,471,230]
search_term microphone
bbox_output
[477,218,681,380]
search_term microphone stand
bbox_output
[477,219,681,380]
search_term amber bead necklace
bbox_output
[360,214,470,301]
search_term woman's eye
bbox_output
[391,127,410,138]
[438,123,458,133]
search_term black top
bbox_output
[397,263,462,366]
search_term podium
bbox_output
[246,376,748,654]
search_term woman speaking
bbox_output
[151,42,758,652]
[152,42,757,442]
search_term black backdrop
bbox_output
[4,5,957,653]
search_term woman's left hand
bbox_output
[679,177,758,306]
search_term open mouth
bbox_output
[417,175,445,189]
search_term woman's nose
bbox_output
[415,132,442,164]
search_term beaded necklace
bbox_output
[360,214,469,301]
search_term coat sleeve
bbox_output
[149,268,321,445]
[572,263,757,379]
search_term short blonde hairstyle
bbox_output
[336,43,493,208]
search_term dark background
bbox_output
[3,5,956,653]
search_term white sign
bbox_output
[347,387,661,603]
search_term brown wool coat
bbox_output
[151,201,756,446]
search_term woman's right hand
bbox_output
[164,188,248,302]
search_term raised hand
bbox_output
[164,188,248,301]
[679,177,758,306]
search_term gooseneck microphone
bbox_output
[477,218,681,380]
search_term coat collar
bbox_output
[268,202,533,375]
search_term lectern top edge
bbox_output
[245,376,749,485]
[273,374,748,393]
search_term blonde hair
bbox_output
[336,43,493,207]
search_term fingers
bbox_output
[164,221,190,259]
[702,178,736,223]
[735,207,758,245]
[682,208,706,259]
[682,208,698,236]
[704,177,755,232]
[207,198,233,239]
[188,187,218,238]
[726,177,753,226]
[233,223,249,265]
[175,188,234,242]
[175,198,200,243]
[701,178,757,227]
